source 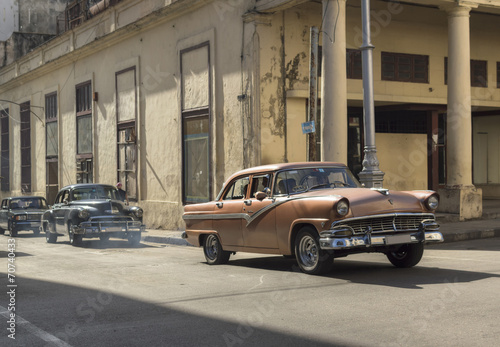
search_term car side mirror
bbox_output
[63,199,69,205]
[255,191,267,201]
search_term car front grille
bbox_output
[332,214,435,234]
[26,213,42,221]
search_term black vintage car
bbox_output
[41,184,146,246]
[0,196,49,237]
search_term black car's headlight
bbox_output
[78,209,90,220]
[15,215,27,221]
[425,194,439,210]
[133,208,143,219]
[335,199,349,217]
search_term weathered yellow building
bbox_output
[0,0,499,229]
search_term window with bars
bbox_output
[181,42,212,204]
[76,81,93,183]
[20,102,31,193]
[0,109,9,192]
[116,67,138,201]
[45,93,59,204]
[382,52,429,83]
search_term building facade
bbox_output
[0,0,498,229]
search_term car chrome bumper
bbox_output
[12,221,42,230]
[319,220,443,250]
[74,220,146,235]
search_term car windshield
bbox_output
[273,167,361,195]
[10,198,48,209]
[71,186,120,201]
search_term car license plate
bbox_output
[385,234,412,245]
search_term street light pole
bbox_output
[358,0,384,188]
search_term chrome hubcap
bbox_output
[205,235,218,260]
[298,235,318,269]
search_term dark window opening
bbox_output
[45,93,59,203]
[21,102,31,193]
[0,109,10,191]
[347,49,362,79]
[76,82,93,183]
[382,52,429,83]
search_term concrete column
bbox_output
[320,0,347,164]
[439,4,482,220]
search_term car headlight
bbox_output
[426,195,439,210]
[336,199,349,217]
[15,215,27,221]
[78,209,90,219]
[133,208,143,218]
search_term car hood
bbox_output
[11,209,47,214]
[71,200,128,215]
[293,187,426,217]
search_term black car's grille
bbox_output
[90,216,134,222]
[332,214,435,234]
[26,213,42,221]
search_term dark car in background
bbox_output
[41,184,146,246]
[0,196,49,237]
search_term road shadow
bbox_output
[0,275,352,347]
[226,255,500,290]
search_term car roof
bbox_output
[226,162,347,180]
[60,183,116,190]
[5,196,46,200]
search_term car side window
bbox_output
[223,177,250,200]
[250,174,271,198]
[1,200,7,209]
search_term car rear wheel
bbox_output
[68,222,82,246]
[0,227,5,235]
[386,243,424,268]
[295,227,334,275]
[203,234,230,265]
[127,232,141,246]
[44,223,57,243]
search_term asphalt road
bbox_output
[0,234,499,347]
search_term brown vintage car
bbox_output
[182,162,443,275]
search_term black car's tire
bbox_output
[46,231,58,243]
[44,223,57,243]
[0,227,5,235]
[295,227,334,275]
[127,232,141,246]
[33,228,40,236]
[203,234,230,265]
[68,222,82,246]
[386,243,424,268]
[99,234,111,242]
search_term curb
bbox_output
[441,228,500,243]
[142,228,500,246]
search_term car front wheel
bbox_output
[68,222,82,246]
[8,222,18,237]
[203,234,230,265]
[386,243,424,268]
[295,227,334,275]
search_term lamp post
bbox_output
[358,0,384,188]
